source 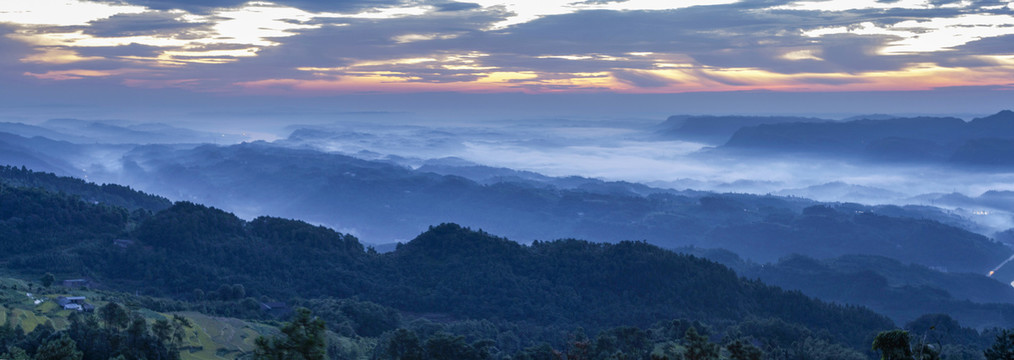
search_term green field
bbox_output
[0,277,284,360]
[176,311,276,360]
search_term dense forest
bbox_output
[3,165,1014,359]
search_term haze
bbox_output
[2,0,1014,248]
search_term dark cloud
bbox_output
[88,0,408,14]
[793,77,869,85]
[213,2,1013,87]
[434,2,481,12]
[85,0,249,13]
[935,56,1006,68]
[275,0,408,13]
[693,70,754,86]
[504,83,612,92]
[248,8,505,69]
[85,12,211,37]
[0,25,35,78]
[954,34,1014,54]
[928,0,964,6]
[478,55,655,74]
[75,43,166,59]
[402,72,485,83]
[612,69,677,88]
[817,34,916,73]
[7,0,1014,98]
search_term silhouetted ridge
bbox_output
[395,223,524,260]
[718,110,1014,168]
[969,109,1014,129]
[0,164,171,212]
[136,201,246,251]
[656,115,825,143]
[383,225,893,348]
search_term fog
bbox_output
[3,112,1014,240]
[265,117,1014,236]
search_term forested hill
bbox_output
[0,181,897,350]
[378,224,895,349]
[0,165,170,212]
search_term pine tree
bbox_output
[683,327,719,360]
[254,307,327,360]
[34,334,83,360]
[985,330,1014,360]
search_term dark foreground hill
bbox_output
[0,176,901,350]
[4,165,1014,327]
[14,168,1014,358]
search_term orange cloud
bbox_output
[230,62,1014,95]
[24,69,123,80]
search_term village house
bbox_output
[57,296,94,311]
[62,279,89,288]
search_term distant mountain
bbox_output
[416,157,663,196]
[950,138,1014,166]
[0,122,81,142]
[841,114,900,122]
[40,118,248,144]
[719,110,1014,167]
[903,190,1014,236]
[656,115,826,144]
[687,249,1014,328]
[101,141,1013,276]
[774,181,907,203]
[705,203,1009,273]
[0,131,142,178]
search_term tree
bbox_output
[873,330,914,360]
[98,302,130,331]
[985,329,1014,360]
[254,307,327,360]
[40,273,54,288]
[172,315,191,345]
[2,346,30,360]
[34,333,83,360]
[683,327,719,360]
[379,329,423,360]
[423,333,488,360]
[153,319,173,344]
[727,339,762,360]
[912,342,940,360]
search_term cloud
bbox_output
[434,2,482,12]
[91,0,406,14]
[612,70,677,88]
[954,33,1014,55]
[2,0,1014,95]
[84,11,212,37]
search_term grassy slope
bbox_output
[0,279,279,360]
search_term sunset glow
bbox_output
[1,0,1013,96]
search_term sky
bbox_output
[1,0,1013,125]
